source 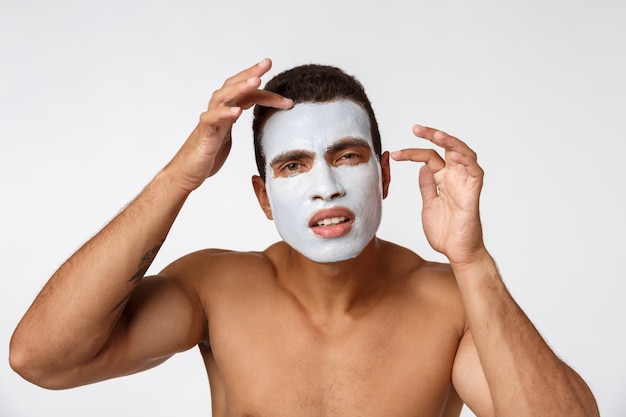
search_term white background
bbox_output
[1,0,624,416]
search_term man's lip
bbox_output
[308,207,355,228]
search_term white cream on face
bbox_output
[261,100,383,263]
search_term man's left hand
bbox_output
[391,125,487,267]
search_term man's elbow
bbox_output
[9,335,76,390]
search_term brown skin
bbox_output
[10,59,598,417]
[172,240,466,417]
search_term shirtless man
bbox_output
[10,59,599,417]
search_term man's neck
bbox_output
[277,238,388,329]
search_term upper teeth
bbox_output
[315,217,347,226]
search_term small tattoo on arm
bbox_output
[109,239,165,314]
[129,239,164,283]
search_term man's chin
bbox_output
[289,237,373,264]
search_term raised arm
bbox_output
[391,125,599,417]
[9,59,293,389]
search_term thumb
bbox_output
[418,164,438,204]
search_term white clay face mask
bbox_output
[261,100,383,263]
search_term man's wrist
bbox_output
[155,165,197,199]
[449,248,500,287]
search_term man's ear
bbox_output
[251,175,273,220]
[380,151,391,199]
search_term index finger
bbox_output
[210,61,293,110]
[223,58,274,87]
[413,124,477,160]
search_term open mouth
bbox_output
[313,216,350,227]
[308,208,355,238]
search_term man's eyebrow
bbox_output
[269,150,315,167]
[326,137,372,154]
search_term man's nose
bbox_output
[309,164,345,201]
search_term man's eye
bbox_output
[337,153,364,165]
[279,162,306,176]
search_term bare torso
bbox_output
[180,239,466,417]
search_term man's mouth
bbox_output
[313,216,350,227]
[308,207,355,238]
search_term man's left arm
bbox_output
[391,125,599,417]
[450,251,598,417]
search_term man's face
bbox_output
[260,100,383,263]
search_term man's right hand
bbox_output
[166,58,293,193]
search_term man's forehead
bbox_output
[261,100,373,158]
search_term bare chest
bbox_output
[203,297,462,417]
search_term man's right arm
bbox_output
[10,168,197,389]
[9,58,293,389]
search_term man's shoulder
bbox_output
[376,240,466,333]
[409,260,464,326]
[379,240,460,302]
[379,239,453,276]
[160,246,278,288]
